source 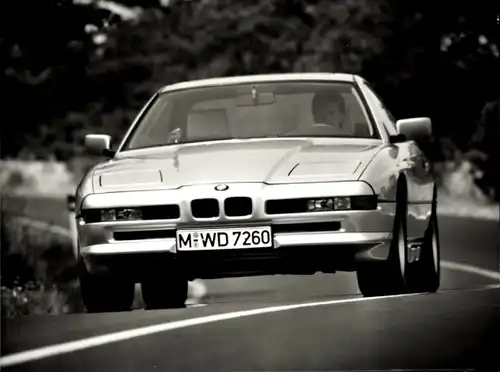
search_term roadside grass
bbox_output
[1,215,84,318]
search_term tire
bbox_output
[413,191,440,293]
[78,259,135,313]
[384,195,414,294]
[141,273,188,310]
[356,183,412,296]
[356,260,390,297]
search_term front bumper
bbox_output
[80,231,391,255]
[78,182,397,278]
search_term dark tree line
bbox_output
[1,0,498,198]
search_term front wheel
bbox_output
[78,259,135,313]
[413,201,440,293]
[356,204,412,297]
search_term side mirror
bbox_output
[67,194,76,212]
[391,117,432,143]
[84,134,115,157]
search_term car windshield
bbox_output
[121,81,377,151]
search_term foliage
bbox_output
[0,0,114,158]
[1,0,498,196]
[1,281,84,318]
[467,101,499,200]
[0,207,82,317]
[365,0,498,143]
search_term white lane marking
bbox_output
[187,303,207,308]
[0,293,426,368]
[441,260,500,281]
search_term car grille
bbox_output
[191,198,220,218]
[224,197,253,217]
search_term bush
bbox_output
[1,280,85,318]
[1,212,84,317]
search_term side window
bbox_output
[362,82,398,135]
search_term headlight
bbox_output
[307,197,351,212]
[101,208,143,221]
[117,208,143,221]
[307,198,335,212]
[100,209,116,221]
[266,195,377,215]
[334,197,351,210]
[80,205,181,223]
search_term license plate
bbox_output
[176,226,273,251]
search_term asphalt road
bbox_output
[2,215,499,371]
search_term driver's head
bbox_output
[312,92,347,128]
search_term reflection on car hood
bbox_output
[91,138,385,193]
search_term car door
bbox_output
[357,78,433,240]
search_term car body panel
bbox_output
[160,73,355,94]
[76,73,436,279]
[78,179,395,277]
[91,138,385,194]
[355,76,434,239]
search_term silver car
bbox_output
[76,73,440,312]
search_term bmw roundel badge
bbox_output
[215,184,229,191]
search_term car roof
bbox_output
[160,73,358,93]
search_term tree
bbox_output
[364,0,498,145]
[2,0,498,190]
[0,0,114,158]
[362,0,498,195]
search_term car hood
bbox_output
[91,138,385,193]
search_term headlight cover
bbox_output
[80,204,181,223]
[266,195,377,215]
[306,197,351,212]
[101,208,142,221]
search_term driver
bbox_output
[310,91,352,135]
